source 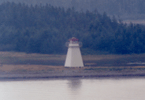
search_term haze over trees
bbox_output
[1,0,145,19]
[0,2,145,54]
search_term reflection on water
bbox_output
[0,78,145,100]
[67,78,82,98]
[68,78,82,90]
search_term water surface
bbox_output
[0,78,145,100]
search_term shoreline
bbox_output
[0,64,145,81]
[0,70,145,81]
[0,52,145,81]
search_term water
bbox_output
[0,78,145,100]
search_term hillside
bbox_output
[0,2,145,54]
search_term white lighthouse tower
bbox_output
[65,37,84,67]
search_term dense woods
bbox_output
[1,0,145,19]
[0,2,145,54]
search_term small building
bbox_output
[64,37,84,67]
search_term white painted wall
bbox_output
[65,42,84,67]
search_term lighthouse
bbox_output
[65,37,84,67]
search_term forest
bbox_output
[1,0,145,20]
[0,2,145,54]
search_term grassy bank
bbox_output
[1,51,145,66]
[0,51,145,79]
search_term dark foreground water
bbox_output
[0,78,145,100]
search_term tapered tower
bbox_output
[65,37,84,67]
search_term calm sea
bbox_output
[0,78,145,100]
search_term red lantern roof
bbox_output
[69,37,79,41]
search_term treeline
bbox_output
[71,0,145,15]
[0,2,145,54]
[1,0,145,19]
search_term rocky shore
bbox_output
[0,64,145,80]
